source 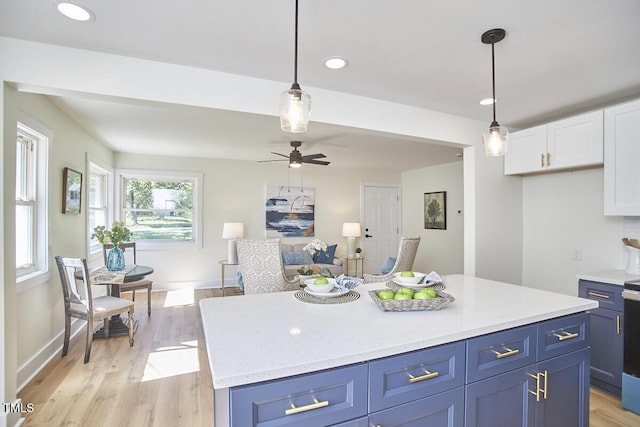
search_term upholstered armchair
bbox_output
[236,239,300,295]
[363,237,421,283]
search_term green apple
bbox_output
[395,287,415,299]
[394,292,413,300]
[423,288,437,298]
[377,289,395,300]
[400,271,415,277]
[314,277,329,285]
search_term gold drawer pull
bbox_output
[540,370,548,399]
[553,331,579,341]
[588,291,610,299]
[546,152,551,166]
[528,372,541,402]
[617,315,621,335]
[492,347,520,359]
[408,370,439,383]
[285,398,329,415]
[541,153,545,167]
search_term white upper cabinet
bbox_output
[504,110,603,175]
[604,99,640,216]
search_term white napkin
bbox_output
[419,271,444,285]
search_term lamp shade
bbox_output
[280,86,311,133]
[483,124,509,156]
[342,223,361,237]
[222,223,244,239]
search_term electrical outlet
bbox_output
[572,248,582,261]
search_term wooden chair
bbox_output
[55,256,134,363]
[363,237,421,283]
[237,239,300,295]
[102,242,153,316]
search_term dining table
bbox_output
[77,264,154,338]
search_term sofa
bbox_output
[280,243,343,278]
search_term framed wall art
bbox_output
[62,167,82,214]
[424,191,446,230]
[265,185,315,237]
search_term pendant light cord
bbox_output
[293,0,299,85]
[491,41,497,125]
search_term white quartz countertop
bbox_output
[577,270,640,286]
[200,274,597,389]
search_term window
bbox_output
[16,120,49,288]
[87,159,113,254]
[117,169,203,248]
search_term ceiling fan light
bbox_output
[280,86,311,133]
[289,159,302,168]
[483,123,509,156]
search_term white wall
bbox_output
[522,167,624,295]
[402,161,464,275]
[114,152,401,284]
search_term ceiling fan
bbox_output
[259,141,330,167]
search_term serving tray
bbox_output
[368,289,455,312]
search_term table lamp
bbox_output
[222,222,244,264]
[342,222,361,258]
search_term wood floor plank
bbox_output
[17,287,640,426]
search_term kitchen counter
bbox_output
[577,270,640,286]
[200,274,597,389]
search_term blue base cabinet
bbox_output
[578,279,624,396]
[226,313,590,427]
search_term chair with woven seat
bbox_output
[103,242,153,315]
[236,239,300,295]
[363,237,421,283]
[55,256,134,363]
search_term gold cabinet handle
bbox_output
[553,331,579,341]
[540,370,548,399]
[588,291,610,299]
[541,153,545,167]
[492,347,520,359]
[408,370,439,383]
[546,152,551,166]
[528,372,541,402]
[617,315,621,334]
[285,398,329,415]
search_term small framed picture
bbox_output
[424,191,446,230]
[62,167,82,214]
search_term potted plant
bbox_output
[91,221,132,271]
[355,247,362,258]
[298,239,327,281]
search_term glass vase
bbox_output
[106,246,125,271]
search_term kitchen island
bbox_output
[201,274,597,426]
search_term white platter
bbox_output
[303,287,350,299]
[391,278,441,289]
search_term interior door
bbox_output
[362,184,400,274]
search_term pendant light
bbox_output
[280,0,311,133]
[481,28,508,156]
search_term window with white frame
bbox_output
[117,169,203,248]
[88,160,113,254]
[16,121,49,287]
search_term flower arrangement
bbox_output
[91,221,131,247]
[297,239,327,276]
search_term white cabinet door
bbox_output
[604,99,640,215]
[547,110,603,170]
[504,125,546,175]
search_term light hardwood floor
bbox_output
[18,288,640,426]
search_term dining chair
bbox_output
[55,256,135,363]
[236,239,300,295]
[103,242,153,315]
[363,237,421,283]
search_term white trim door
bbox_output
[361,183,401,274]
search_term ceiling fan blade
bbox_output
[258,159,288,163]
[270,152,290,159]
[301,153,326,160]
[303,159,330,166]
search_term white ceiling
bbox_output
[2,0,639,170]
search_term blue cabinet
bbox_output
[579,279,624,396]
[466,313,590,427]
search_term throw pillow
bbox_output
[313,244,337,264]
[282,251,312,265]
[380,257,396,274]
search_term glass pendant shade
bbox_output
[483,123,509,156]
[280,85,311,133]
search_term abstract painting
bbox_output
[266,186,315,237]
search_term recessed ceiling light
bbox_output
[55,2,95,22]
[324,57,348,70]
[479,98,496,106]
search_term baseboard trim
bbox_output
[16,319,84,392]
